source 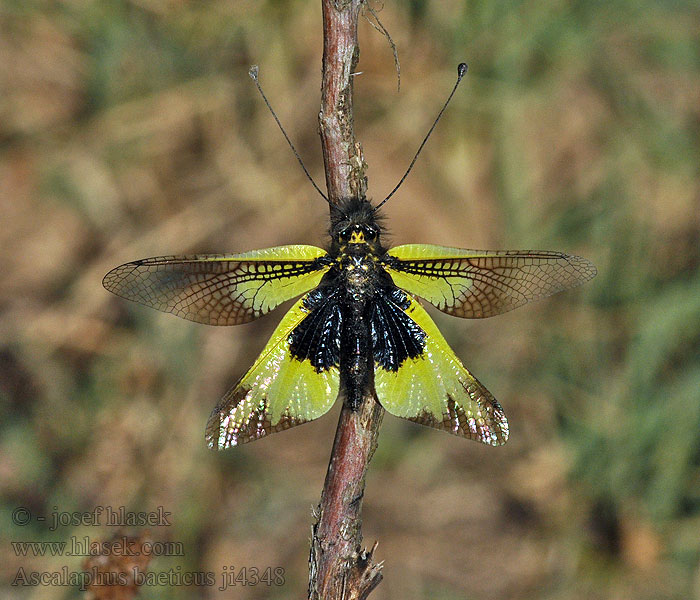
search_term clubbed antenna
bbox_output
[248,65,330,204]
[374,63,468,211]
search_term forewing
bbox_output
[206,295,340,449]
[374,294,508,446]
[103,245,328,325]
[384,244,596,318]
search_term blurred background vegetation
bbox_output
[1,1,699,598]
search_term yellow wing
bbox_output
[384,244,596,318]
[103,245,329,325]
[374,294,508,446]
[206,295,340,449]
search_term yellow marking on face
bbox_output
[349,231,365,244]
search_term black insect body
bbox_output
[290,198,428,410]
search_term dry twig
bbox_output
[308,1,384,598]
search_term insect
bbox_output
[103,64,596,449]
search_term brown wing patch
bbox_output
[206,388,311,447]
[408,393,508,446]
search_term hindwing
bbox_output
[206,294,340,449]
[383,244,596,318]
[373,292,508,446]
[103,245,329,325]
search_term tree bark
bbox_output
[308,1,384,598]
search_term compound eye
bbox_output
[338,228,352,242]
[364,226,377,241]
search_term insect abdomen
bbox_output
[339,302,373,409]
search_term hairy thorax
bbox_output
[338,246,382,305]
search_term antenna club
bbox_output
[248,65,259,81]
[374,61,467,212]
